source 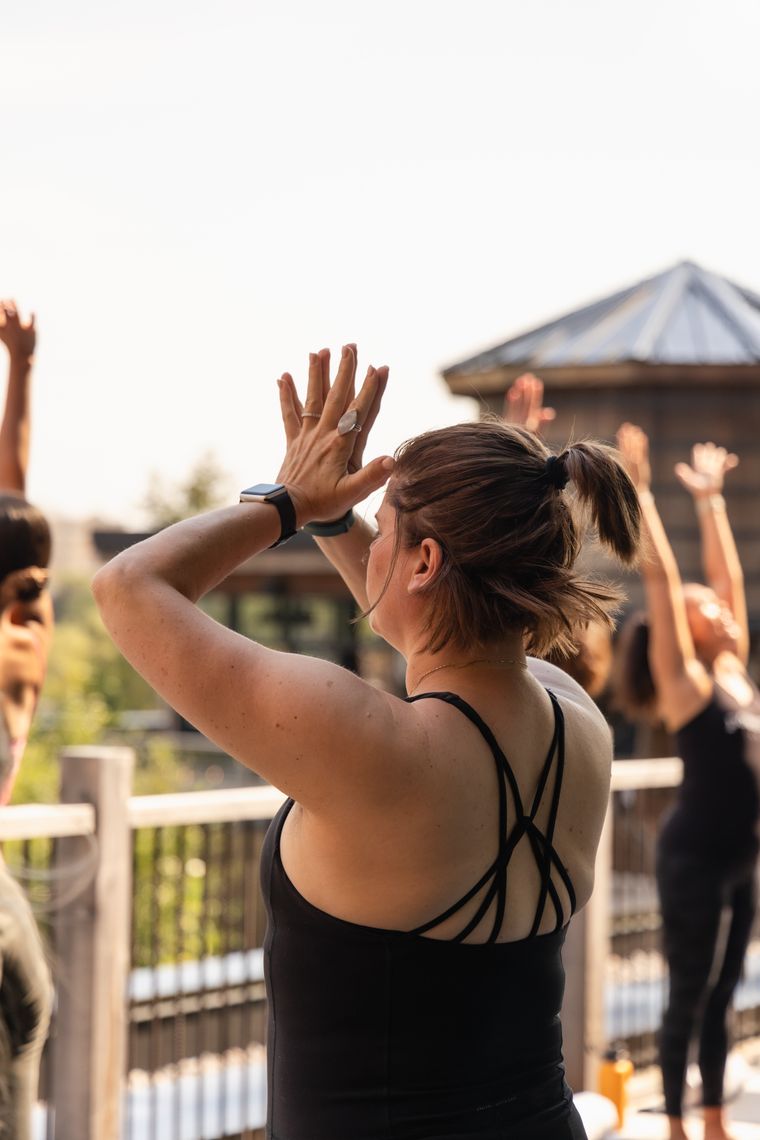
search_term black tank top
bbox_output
[660,686,760,868]
[260,690,580,1140]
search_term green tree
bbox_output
[14,574,188,803]
[143,452,231,528]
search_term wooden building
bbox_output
[92,529,404,703]
[441,260,760,633]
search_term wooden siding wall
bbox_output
[483,380,760,626]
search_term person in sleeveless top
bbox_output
[615,425,758,1140]
[1,299,55,1138]
[94,345,640,1139]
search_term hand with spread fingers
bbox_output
[502,373,555,436]
[616,422,652,493]
[674,442,739,499]
[276,344,393,525]
[0,301,36,361]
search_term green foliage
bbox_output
[143,452,231,528]
[131,820,258,967]
[13,574,189,804]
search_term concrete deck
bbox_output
[616,1057,760,1139]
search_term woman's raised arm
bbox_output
[616,424,710,729]
[674,443,749,666]
[0,301,36,494]
[92,347,413,811]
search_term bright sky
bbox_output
[2,0,759,527]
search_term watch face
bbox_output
[240,483,283,498]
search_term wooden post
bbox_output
[52,746,134,1140]
[562,800,612,1093]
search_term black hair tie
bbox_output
[544,454,569,490]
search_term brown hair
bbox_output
[545,620,613,698]
[378,420,640,656]
[609,610,660,722]
[0,492,52,585]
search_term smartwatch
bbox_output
[239,483,297,547]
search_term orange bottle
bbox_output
[598,1045,633,1129]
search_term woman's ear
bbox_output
[407,538,445,594]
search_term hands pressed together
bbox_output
[276,345,394,527]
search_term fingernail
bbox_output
[382,457,395,472]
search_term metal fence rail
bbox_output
[125,785,283,1140]
[127,822,270,1140]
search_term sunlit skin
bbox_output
[0,575,53,804]
[363,496,423,651]
[683,584,741,663]
[1,299,49,803]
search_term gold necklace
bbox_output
[408,657,526,696]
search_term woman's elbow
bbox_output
[92,555,140,618]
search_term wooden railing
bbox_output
[563,757,684,1090]
[0,751,694,1138]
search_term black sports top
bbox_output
[260,691,580,1140]
[660,684,760,868]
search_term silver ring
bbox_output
[337,409,362,436]
[301,412,321,420]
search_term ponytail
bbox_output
[378,421,642,657]
[560,442,640,564]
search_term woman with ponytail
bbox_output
[94,345,640,1140]
[616,424,757,1140]
[504,372,614,699]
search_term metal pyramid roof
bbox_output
[444,261,760,377]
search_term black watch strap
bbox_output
[266,486,297,547]
[303,509,355,537]
[239,484,298,547]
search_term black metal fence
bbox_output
[607,772,760,1069]
[126,818,271,1140]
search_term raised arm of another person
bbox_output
[502,372,555,436]
[674,443,749,666]
[0,302,37,493]
[93,346,412,813]
[278,347,388,610]
[616,424,710,731]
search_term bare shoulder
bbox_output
[528,657,611,742]
[527,660,611,910]
[528,657,612,822]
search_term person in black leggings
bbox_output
[616,425,758,1140]
[95,343,640,1139]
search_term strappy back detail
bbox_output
[405,689,576,944]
